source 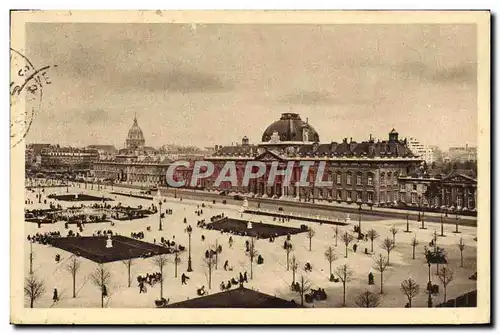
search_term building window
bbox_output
[346,173,352,185]
[336,189,342,200]
[367,192,373,202]
[412,184,417,191]
[411,193,417,204]
[357,174,362,186]
[457,197,463,208]
[367,174,374,186]
[347,191,352,201]
[357,191,362,201]
[395,192,399,202]
[380,173,385,186]
[393,173,399,185]
[380,192,385,203]
[336,173,342,184]
[400,184,406,192]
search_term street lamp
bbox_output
[186,225,193,272]
[158,200,163,231]
[356,198,362,238]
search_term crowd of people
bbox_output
[137,272,163,293]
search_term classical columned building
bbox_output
[203,113,422,206]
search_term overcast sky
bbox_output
[26,23,477,150]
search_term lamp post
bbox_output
[158,200,163,231]
[405,211,410,232]
[356,199,362,238]
[186,225,193,272]
[427,261,433,308]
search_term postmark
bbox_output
[10,48,54,148]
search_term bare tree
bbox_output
[298,275,312,307]
[335,264,354,306]
[400,277,420,307]
[24,273,46,308]
[90,264,111,308]
[324,246,337,278]
[151,254,169,299]
[380,237,396,265]
[203,252,217,289]
[66,255,82,297]
[437,266,454,303]
[307,227,316,251]
[342,232,354,258]
[389,225,399,244]
[410,236,420,260]
[245,237,258,280]
[284,241,293,271]
[366,229,379,253]
[355,290,380,308]
[290,255,298,284]
[458,237,465,268]
[373,254,389,294]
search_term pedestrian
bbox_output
[243,271,248,283]
[52,288,59,302]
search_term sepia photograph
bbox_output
[10,10,490,324]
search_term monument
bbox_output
[345,213,351,224]
[240,197,249,213]
[247,221,253,229]
[75,194,79,200]
[106,234,113,248]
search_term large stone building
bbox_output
[93,116,172,185]
[398,168,477,211]
[39,145,99,170]
[203,113,422,206]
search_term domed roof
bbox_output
[262,113,320,143]
[127,116,144,141]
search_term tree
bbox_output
[298,275,312,307]
[355,290,380,308]
[66,255,82,298]
[373,254,388,294]
[410,236,420,260]
[245,237,258,279]
[458,237,465,267]
[290,255,298,284]
[335,264,354,306]
[380,237,395,265]
[24,273,45,308]
[366,229,379,253]
[90,264,111,308]
[284,241,293,271]
[121,258,133,288]
[324,246,337,278]
[341,232,354,258]
[400,277,420,307]
[437,266,454,303]
[307,227,316,251]
[151,254,169,299]
[203,251,217,289]
[389,225,399,244]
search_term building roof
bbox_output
[165,287,300,308]
[262,113,320,143]
[127,116,145,142]
[86,145,117,153]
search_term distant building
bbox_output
[407,137,438,164]
[86,145,117,160]
[93,116,173,185]
[40,145,99,170]
[448,144,477,163]
[25,143,51,167]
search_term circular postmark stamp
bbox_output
[10,48,53,148]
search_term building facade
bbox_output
[398,169,477,211]
[202,113,422,206]
[447,144,477,163]
[39,145,99,170]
